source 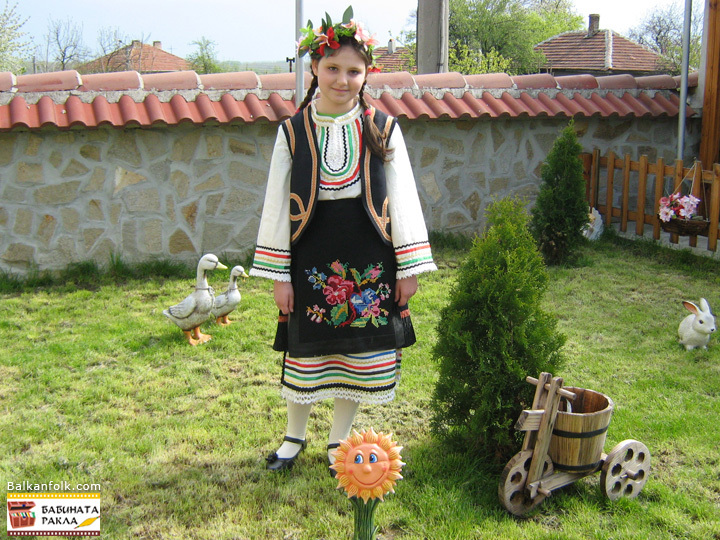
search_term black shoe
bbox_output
[327,442,341,478]
[266,436,307,472]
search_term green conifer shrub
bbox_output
[530,121,590,264]
[431,197,566,458]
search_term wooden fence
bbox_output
[581,150,720,252]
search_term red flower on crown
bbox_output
[316,26,341,57]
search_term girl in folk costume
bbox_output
[250,7,436,472]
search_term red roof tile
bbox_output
[200,72,260,90]
[0,71,16,92]
[366,71,416,89]
[78,41,189,74]
[536,30,664,75]
[259,73,307,91]
[0,69,695,132]
[675,71,699,88]
[415,72,465,89]
[17,71,82,93]
[143,71,200,91]
[597,74,638,89]
[513,73,558,90]
[635,75,677,90]
[465,73,514,89]
[555,74,598,89]
[373,45,412,73]
[79,71,143,91]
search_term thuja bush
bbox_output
[531,121,589,264]
[431,197,566,459]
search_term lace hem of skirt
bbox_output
[282,386,395,405]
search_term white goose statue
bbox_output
[212,265,249,325]
[163,253,227,345]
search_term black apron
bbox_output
[273,198,415,357]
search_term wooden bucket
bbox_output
[548,387,614,473]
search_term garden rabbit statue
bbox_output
[678,298,716,350]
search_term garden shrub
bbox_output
[428,230,474,251]
[431,197,566,459]
[530,121,589,265]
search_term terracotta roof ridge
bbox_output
[374,46,409,53]
[118,42,187,61]
[0,68,693,110]
[608,30,643,41]
[0,68,695,131]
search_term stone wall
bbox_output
[0,115,701,274]
[403,115,700,231]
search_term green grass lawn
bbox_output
[1,234,719,539]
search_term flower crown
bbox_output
[297,6,379,59]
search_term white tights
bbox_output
[275,398,360,461]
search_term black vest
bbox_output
[281,106,396,246]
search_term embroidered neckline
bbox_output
[311,99,362,126]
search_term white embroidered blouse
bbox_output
[250,101,436,282]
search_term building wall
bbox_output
[0,116,701,274]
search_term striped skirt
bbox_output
[280,349,400,404]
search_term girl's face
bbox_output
[312,45,367,115]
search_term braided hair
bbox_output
[298,36,392,162]
[358,83,392,162]
[298,75,319,111]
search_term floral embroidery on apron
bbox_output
[305,260,392,329]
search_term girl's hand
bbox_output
[274,281,295,314]
[394,275,418,306]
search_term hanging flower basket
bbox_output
[660,217,709,236]
[658,163,708,236]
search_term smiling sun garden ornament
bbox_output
[330,428,405,540]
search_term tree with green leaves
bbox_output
[448,43,512,75]
[187,37,221,74]
[448,0,582,74]
[0,1,29,73]
[431,197,565,458]
[530,121,589,265]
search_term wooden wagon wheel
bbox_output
[498,449,554,516]
[600,439,651,501]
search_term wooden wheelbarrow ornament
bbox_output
[499,372,651,516]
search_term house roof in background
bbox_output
[0,69,696,131]
[535,30,665,75]
[373,45,412,73]
[77,41,190,74]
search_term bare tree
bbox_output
[45,17,88,70]
[629,3,703,74]
[133,34,157,73]
[94,26,130,72]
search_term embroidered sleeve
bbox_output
[250,128,292,281]
[385,126,437,279]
